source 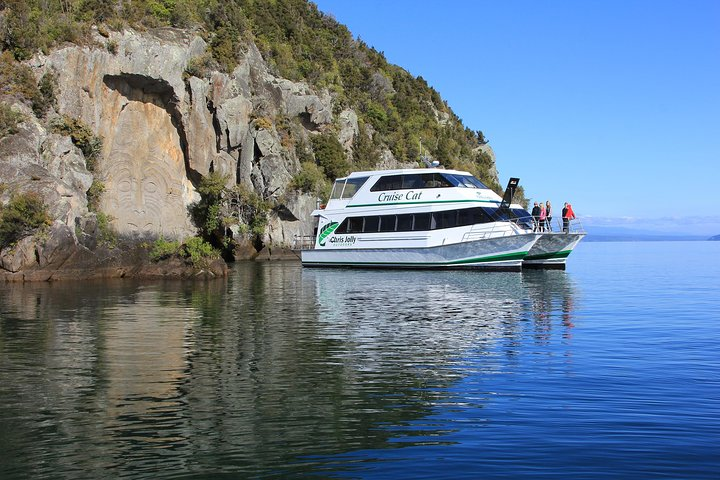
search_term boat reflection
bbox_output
[303,267,577,351]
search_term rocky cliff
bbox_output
[0,26,498,281]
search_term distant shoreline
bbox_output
[584,235,712,242]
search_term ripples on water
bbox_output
[0,242,719,479]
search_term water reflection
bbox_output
[0,265,576,478]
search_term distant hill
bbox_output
[583,226,707,242]
[710,235,720,241]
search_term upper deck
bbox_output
[318,168,503,215]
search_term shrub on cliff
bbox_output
[191,173,271,254]
[0,192,51,249]
[0,102,24,138]
[352,123,381,170]
[50,115,103,170]
[0,51,55,116]
[183,236,219,267]
[311,133,349,181]
[290,161,330,200]
[149,236,218,268]
[225,185,269,237]
[149,237,181,261]
[192,172,227,238]
[184,53,215,79]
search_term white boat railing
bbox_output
[509,214,585,234]
[462,220,521,242]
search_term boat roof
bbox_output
[338,167,473,180]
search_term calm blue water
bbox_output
[1,241,719,479]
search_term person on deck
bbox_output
[531,202,540,231]
[539,203,546,232]
[545,201,553,231]
[562,202,576,233]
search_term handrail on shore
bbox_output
[292,235,315,251]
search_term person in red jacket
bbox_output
[562,202,576,233]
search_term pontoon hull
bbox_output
[522,233,585,270]
[302,233,539,271]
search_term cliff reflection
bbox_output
[0,264,576,478]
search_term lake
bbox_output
[1,241,719,479]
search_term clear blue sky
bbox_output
[313,0,720,233]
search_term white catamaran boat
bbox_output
[300,168,543,270]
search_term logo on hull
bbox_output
[318,222,340,246]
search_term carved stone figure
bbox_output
[100,98,195,238]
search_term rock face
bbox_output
[21,27,340,243]
[1,27,495,281]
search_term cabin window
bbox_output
[419,173,453,188]
[379,215,396,232]
[364,216,380,232]
[370,175,403,191]
[433,210,458,229]
[397,214,414,232]
[464,207,493,225]
[413,213,431,231]
[482,206,503,221]
[347,217,364,233]
[457,208,475,226]
[370,173,455,191]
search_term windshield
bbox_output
[330,177,369,200]
[329,179,345,200]
[443,174,488,189]
[341,177,369,199]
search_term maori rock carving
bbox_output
[100,95,196,238]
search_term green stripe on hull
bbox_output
[524,250,572,261]
[304,250,528,267]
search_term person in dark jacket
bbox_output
[531,202,540,231]
[562,202,576,233]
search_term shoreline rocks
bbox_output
[0,237,228,283]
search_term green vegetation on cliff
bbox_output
[0,102,23,138]
[0,191,51,249]
[0,0,512,197]
[191,172,271,255]
[149,235,220,268]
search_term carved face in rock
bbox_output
[101,104,188,236]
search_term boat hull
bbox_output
[522,233,585,269]
[301,233,539,271]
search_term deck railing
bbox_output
[513,215,585,234]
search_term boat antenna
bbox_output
[419,141,440,168]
